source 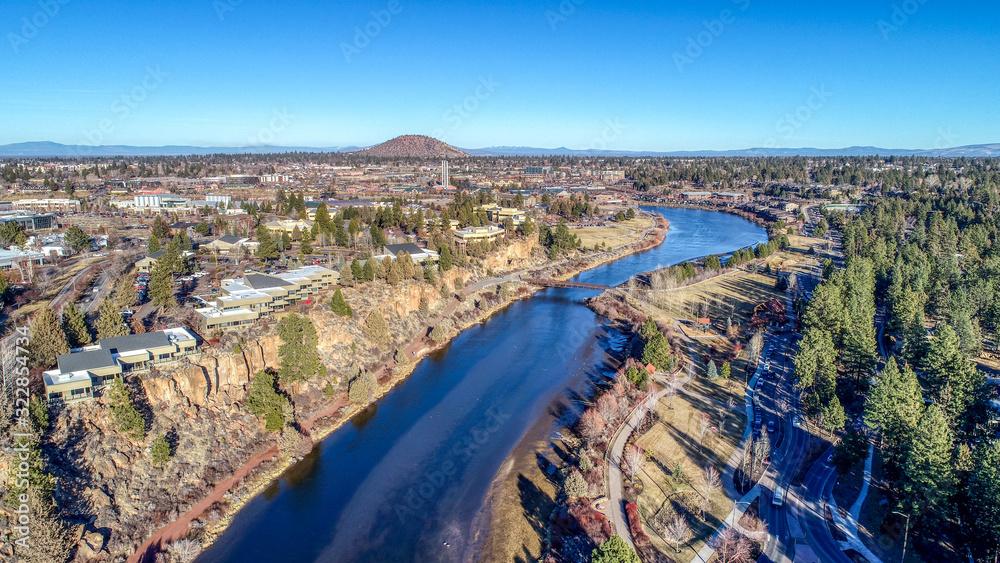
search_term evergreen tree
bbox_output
[924,323,986,428]
[350,258,364,281]
[246,370,292,432]
[900,404,955,521]
[148,259,176,309]
[64,225,93,253]
[720,361,731,381]
[642,332,673,371]
[255,225,279,260]
[29,308,70,367]
[150,434,172,467]
[794,328,837,390]
[967,440,1000,561]
[362,259,376,282]
[147,234,161,253]
[704,254,722,271]
[108,377,145,439]
[339,262,354,287]
[591,535,641,563]
[865,357,923,470]
[439,245,453,271]
[330,288,353,317]
[276,313,324,382]
[62,302,92,348]
[300,227,314,255]
[151,215,171,240]
[281,230,292,252]
[363,311,390,347]
[706,360,718,379]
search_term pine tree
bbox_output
[967,440,1000,560]
[147,234,161,254]
[29,308,70,367]
[276,313,324,382]
[794,328,837,390]
[148,259,176,309]
[865,357,923,470]
[706,360,718,379]
[339,263,354,287]
[330,288,353,317]
[61,302,91,348]
[924,323,986,428]
[351,258,364,281]
[95,296,130,339]
[641,332,673,371]
[255,225,278,260]
[900,404,955,520]
[363,311,390,347]
[246,370,292,432]
[108,377,145,440]
[591,535,641,563]
[150,434,172,467]
[300,227,313,255]
[439,245,453,271]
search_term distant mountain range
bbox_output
[2,139,999,159]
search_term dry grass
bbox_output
[634,379,745,559]
[646,271,786,324]
[575,218,652,249]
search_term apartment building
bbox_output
[454,225,506,246]
[42,328,199,404]
[196,265,337,332]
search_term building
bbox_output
[263,219,314,235]
[9,198,81,213]
[681,192,713,200]
[442,160,450,187]
[525,166,546,175]
[0,249,45,271]
[375,243,440,264]
[196,265,336,332]
[205,194,233,207]
[42,328,199,404]
[484,206,527,225]
[0,212,57,231]
[714,192,748,201]
[454,225,505,246]
[206,235,249,252]
[135,250,164,273]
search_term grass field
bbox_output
[574,217,652,250]
[634,378,745,559]
[646,271,786,325]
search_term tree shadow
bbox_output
[517,473,553,540]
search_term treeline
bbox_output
[803,185,1000,560]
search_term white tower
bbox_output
[442,160,449,187]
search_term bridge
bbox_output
[523,278,611,291]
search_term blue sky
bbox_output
[2,0,998,151]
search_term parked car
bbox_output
[767,420,776,433]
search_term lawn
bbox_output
[574,217,653,250]
[646,270,786,328]
[633,377,746,560]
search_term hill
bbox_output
[355,135,468,158]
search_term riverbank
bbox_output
[131,214,668,562]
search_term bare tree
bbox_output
[597,393,620,426]
[749,332,764,366]
[698,412,712,451]
[701,465,722,505]
[664,375,678,410]
[578,408,606,445]
[661,515,690,553]
[712,527,754,563]
[623,445,645,480]
[165,539,202,563]
[752,432,771,476]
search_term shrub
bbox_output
[564,470,589,499]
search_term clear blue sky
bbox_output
[2,0,998,151]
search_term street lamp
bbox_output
[891,511,910,563]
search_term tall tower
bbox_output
[442,160,449,187]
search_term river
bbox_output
[196,207,766,563]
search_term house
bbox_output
[751,299,788,329]
[42,328,199,404]
[135,250,165,273]
[698,318,711,332]
[207,234,249,253]
[376,243,440,264]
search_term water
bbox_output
[196,207,765,563]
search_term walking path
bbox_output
[128,445,280,563]
[829,443,883,563]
